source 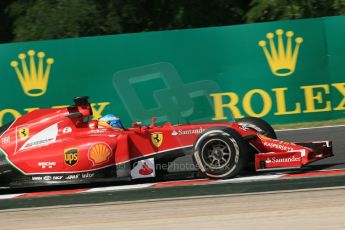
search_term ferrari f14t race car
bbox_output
[0,97,333,188]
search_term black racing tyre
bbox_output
[192,127,248,179]
[237,117,277,139]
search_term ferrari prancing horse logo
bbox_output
[18,127,29,140]
[151,132,163,147]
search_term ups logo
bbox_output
[64,148,78,166]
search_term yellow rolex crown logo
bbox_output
[10,50,55,97]
[258,29,303,77]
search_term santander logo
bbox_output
[171,128,205,136]
[130,158,155,179]
[139,162,153,175]
[266,156,301,164]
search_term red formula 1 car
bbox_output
[0,97,333,188]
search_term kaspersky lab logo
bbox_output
[10,50,55,97]
[258,29,303,77]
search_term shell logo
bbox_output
[88,143,112,165]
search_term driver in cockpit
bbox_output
[98,114,124,130]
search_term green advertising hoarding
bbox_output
[0,16,344,126]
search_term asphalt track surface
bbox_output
[1,125,345,229]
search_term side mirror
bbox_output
[150,117,157,128]
[132,122,142,129]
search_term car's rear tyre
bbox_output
[237,117,276,139]
[193,127,248,179]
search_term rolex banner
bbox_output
[0,16,345,126]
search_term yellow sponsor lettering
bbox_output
[300,84,331,113]
[242,89,272,117]
[0,109,22,126]
[272,87,301,115]
[210,83,345,120]
[24,108,39,113]
[91,102,111,119]
[210,92,244,120]
[65,153,78,163]
[332,83,345,110]
[52,105,68,109]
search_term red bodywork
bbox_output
[0,98,333,187]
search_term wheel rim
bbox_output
[201,139,231,170]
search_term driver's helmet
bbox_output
[98,114,123,129]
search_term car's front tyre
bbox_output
[193,127,248,179]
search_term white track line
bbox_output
[82,183,155,193]
[214,174,282,184]
[0,194,24,200]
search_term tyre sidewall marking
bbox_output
[201,138,232,170]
